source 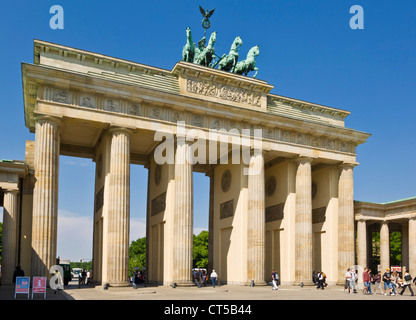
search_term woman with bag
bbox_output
[399,270,414,296]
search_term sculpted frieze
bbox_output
[40,85,357,155]
[186,76,262,107]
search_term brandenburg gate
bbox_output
[8,35,372,287]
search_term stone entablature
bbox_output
[32,41,357,127]
[355,198,416,221]
[23,66,368,161]
[30,81,361,156]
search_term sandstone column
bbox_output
[206,167,214,276]
[356,219,367,269]
[173,140,193,286]
[31,116,61,278]
[338,163,355,284]
[380,221,390,273]
[408,217,416,275]
[294,157,313,286]
[401,223,409,270]
[2,189,19,285]
[107,127,131,286]
[247,152,266,285]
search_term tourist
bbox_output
[12,265,24,284]
[316,271,325,290]
[271,269,279,291]
[201,270,207,287]
[391,271,399,295]
[373,271,382,294]
[351,269,358,293]
[312,271,317,285]
[210,270,218,288]
[382,268,393,295]
[399,270,414,296]
[362,267,372,294]
[344,268,353,293]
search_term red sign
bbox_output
[391,266,402,273]
[33,277,46,293]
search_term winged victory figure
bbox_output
[199,5,215,19]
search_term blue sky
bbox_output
[0,1,415,261]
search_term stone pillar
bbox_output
[338,163,355,284]
[31,116,61,278]
[294,157,313,286]
[173,140,193,286]
[408,217,416,275]
[107,127,131,286]
[206,167,214,276]
[356,219,367,269]
[2,189,19,285]
[247,152,266,285]
[380,221,390,273]
[401,223,409,270]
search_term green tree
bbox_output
[193,231,209,268]
[129,237,146,274]
[390,231,401,266]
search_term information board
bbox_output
[14,276,30,299]
[32,276,47,299]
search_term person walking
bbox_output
[351,269,358,293]
[399,270,414,296]
[382,268,393,295]
[344,268,353,294]
[317,271,325,290]
[271,269,279,291]
[373,271,382,294]
[210,270,218,288]
[362,267,372,295]
[391,271,398,295]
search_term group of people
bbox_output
[361,267,415,296]
[193,269,218,288]
[313,271,327,290]
[78,269,93,286]
[130,270,145,285]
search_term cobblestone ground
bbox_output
[1,280,415,301]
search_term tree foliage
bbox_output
[127,231,210,274]
[129,237,146,274]
[193,231,209,268]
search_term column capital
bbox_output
[34,114,62,127]
[356,217,369,223]
[109,126,133,136]
[339,162,358,169]
[2,188,19,194]
[294,155,316,165]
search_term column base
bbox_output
[244,281,268,286]
[108,281,130,287]
[172,280,195,287]
[293,281,315,287]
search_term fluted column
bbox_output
[247,152,265,285]
[380,221,390,273]
[107,127,131,286]
[408,217,416,275]
[173,140,193,286]
[356,219,367,269]
[338,163,355,284]
[2,189,19,285]
[31,116,61,278]
[294,157,313,286]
